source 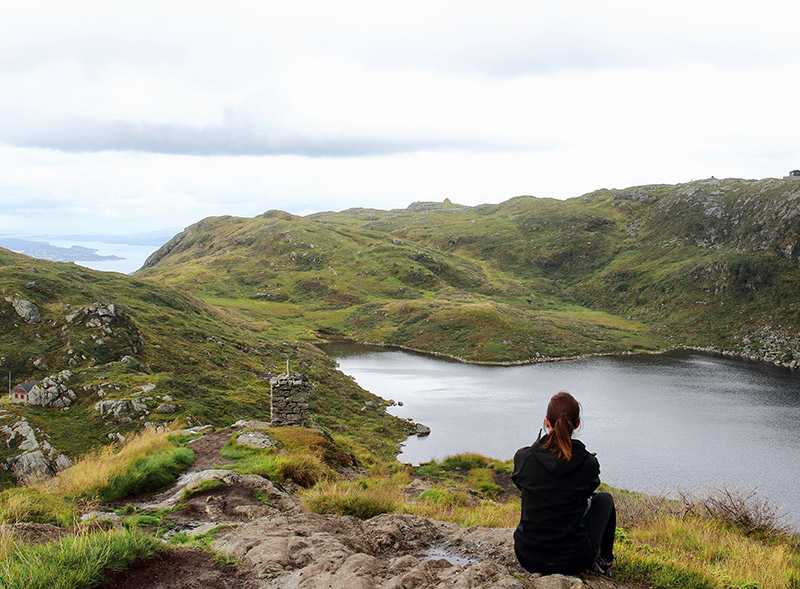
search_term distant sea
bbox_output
[46,240,160,274]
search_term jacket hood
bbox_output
[532,434,591,478]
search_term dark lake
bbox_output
[320,343,800,527]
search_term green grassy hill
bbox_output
[137,177,800,365]
[1,248,409,486]
[5,176,800,484]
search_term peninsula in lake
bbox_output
[0,238,124,263]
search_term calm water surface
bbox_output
[48,240,159,274]
[321,344,800,526]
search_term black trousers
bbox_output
[515,491,616,575]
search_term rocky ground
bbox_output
[85,424,645,589]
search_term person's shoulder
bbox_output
[514,443,537,461]
[571,438,590,453]
[572,439,598,461]
[573,439,600,472]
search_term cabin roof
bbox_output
[15,381,40,393]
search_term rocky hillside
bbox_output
[137,177,800,365]
[0,248,409,488]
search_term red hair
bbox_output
[541,391,581,461]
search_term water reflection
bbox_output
[320,343,800,527]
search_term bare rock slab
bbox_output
[236,431,280,449]
[212,513,534,588]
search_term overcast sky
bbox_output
[2,0,800,237]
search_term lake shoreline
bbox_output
[317,337,797,370]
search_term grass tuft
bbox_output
[38,428,189,501]
[220,428,335,487]
[96,447,195,502]
[0,529,163,589]
[1,430,195,528]
[180,478,224,500]
[440,453,490,470]
[0,487,77,527]
[302,480,398,519]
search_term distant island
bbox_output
[0,238,124,263]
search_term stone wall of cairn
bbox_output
[269,373,310,427]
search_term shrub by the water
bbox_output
[609,486,800,589]
[679,486,791,539]
[440,453,490,470]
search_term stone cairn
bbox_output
[269,369,310,427]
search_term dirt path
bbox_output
[185,429,235,471]
[94,548,264,589]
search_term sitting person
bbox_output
[512,391,616,576]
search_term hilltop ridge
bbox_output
[137,177,800,366]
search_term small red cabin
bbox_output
[10,381,39,404]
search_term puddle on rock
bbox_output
[418,545,478,567]
[80,511,117,522]
[161,520,237,541]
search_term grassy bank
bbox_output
[300,453,800,589]
[3,425,799,589]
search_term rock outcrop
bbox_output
[236,430,280,449]
[232,420,272,430]
[94,398,148,418]
[156,403,179,413]
[1,419,72,484]
[27,370,77,409]
[63,301,145,367]
[739,325,800,367]
[149,468,298,518]
[7,297,41,324]
[414,423,432,436]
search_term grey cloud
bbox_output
[0,193,71,214]
[367,33,800,79]
[0,115,534,157]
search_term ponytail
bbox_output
[541,391,581,461]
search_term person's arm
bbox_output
[586,454,601,495]
[511,448,527,491]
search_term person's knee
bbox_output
[592,491,614,511]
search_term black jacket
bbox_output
[512,434,601,570]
